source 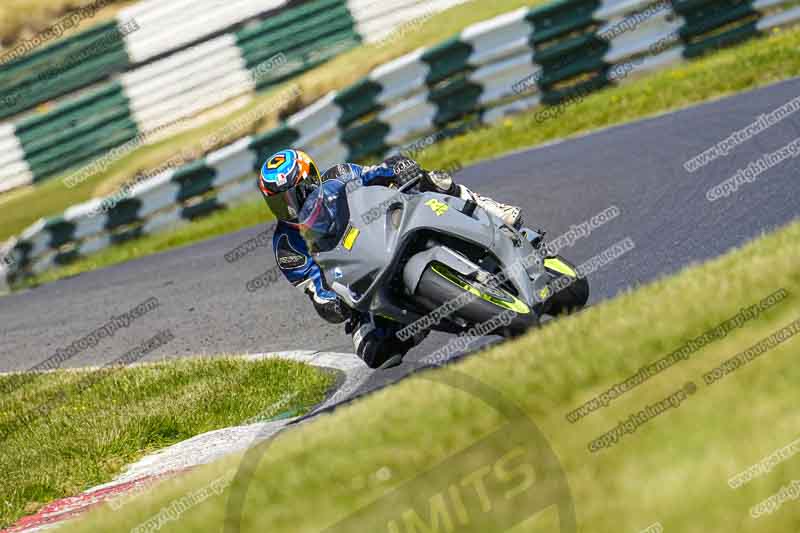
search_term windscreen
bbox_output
[295,179,350,253]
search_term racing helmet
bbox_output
[258,149,321,222]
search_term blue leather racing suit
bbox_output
[272,158,414,324]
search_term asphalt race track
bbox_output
[1,77,798,396]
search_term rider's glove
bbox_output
[384,155,425,187]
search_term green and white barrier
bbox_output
[349,0,470,43]
[0,123,32,191]
[0,0,467,193]
[0,20,136,122]
[5,0,800,284]
[0,1,290,125]
[118,0,291,64]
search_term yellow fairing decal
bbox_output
[425,199,449,216]
[544,258,577,278]
[431,264,530,314]
[343,228,360,250]
[538,287,552,301]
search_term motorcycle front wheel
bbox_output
[541,256,590,316]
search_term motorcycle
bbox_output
[295,173,589,367]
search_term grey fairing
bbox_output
[315,185,543,315]
[402,247,481,295]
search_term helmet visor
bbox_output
[264,187,303,221]
[264,178,320,221]
[290,180,349,253]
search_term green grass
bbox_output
[13,24,800,291]
[0,0,542,242]
[0,356,334,529]
[67,218,800,532]
[0,0,131,46]
[417,25,800,172]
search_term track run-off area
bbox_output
[0,76,798,531]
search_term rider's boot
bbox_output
[421,171,523,229]
[457,185,523,229]
[348,315,420,369]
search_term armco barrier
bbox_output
[0,0,467,193]
[4,0,800,285]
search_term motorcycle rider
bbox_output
[258,148,523,368]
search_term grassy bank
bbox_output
[69,218,800,532]
[0,357,334,528]
[418,25,800,171]
[0,0,541,241]
[13,24,800,290]
[0,0,131,46]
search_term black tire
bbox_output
[415,263,539,337]
[546,277,589,316]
